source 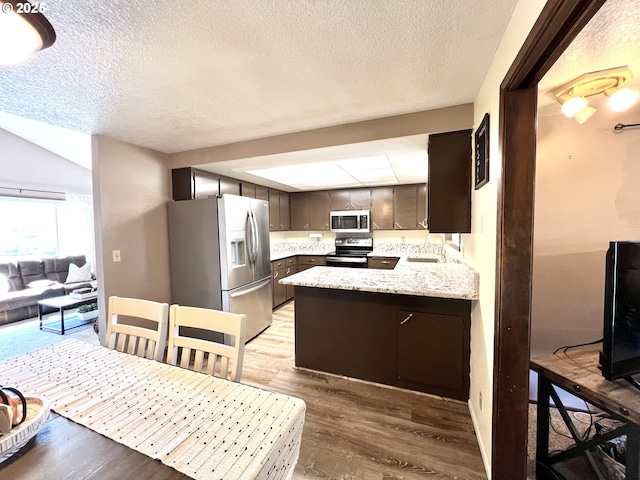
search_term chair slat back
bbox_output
[105,296,169,362]
[168,305,246,382]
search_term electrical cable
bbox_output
[553,338,603,355]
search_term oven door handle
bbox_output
[327,257,367,264]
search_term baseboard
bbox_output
[468,399,492,480]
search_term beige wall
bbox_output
[532,103,640,357]
[464,0,547,475]
[0,128,91,195]
[92,135,172,342]
[168,105,473,168]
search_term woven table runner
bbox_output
[0,339,305,480]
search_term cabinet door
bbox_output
[219,175,240,196]
[417,184,427,229]
[268,189,280,231]
[194,171,220,199]
[272,267,287,307]
[393,185,418,229]
[398,311,468,392]
[290,192,310,230]
[308,191,330,230]
[240,182,256,198]
[255,185,269,201]
[428,130,472,233]
[329,190,350,210]
[279,192,290,230]
[350,188,371,210]
[285,264,297,301]
[371,187,393,230]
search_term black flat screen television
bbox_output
[600,241,640,387]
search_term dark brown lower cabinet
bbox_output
[284,265,297,301]
[398,311,467,393]
[294,286,471,401]
[272,267,287,307]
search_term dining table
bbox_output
[0,338,306,480]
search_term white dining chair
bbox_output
[168,304,246,382]
[105,296,169,362]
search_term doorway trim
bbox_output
[491,0,607,478]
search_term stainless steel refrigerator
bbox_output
[167,194,272,342]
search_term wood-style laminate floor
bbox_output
[243,301,488,480]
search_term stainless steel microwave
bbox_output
[330,210,371,233]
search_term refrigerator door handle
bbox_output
[229,277,271,298]
[245,210,255,266]
[250,209,259,265]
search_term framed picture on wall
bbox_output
[475,113,489,190]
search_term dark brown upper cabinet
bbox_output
[393,185,419,230]
[290,191,331,231]
[329,188,371,211]
[371,187,394,230]
[268,189,290,231]
[171,167,219,200]
[427,130,472,233]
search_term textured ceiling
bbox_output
[0,0,519,155]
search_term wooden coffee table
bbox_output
[37,294,98,335]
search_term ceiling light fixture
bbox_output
[0,1,56,65]
[608,88,640,112]
[554,66,638,123]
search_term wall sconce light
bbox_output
[554,66,639,123]
[0,1,56,65]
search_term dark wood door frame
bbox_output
[492,1,607,478]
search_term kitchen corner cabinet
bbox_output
[294,287,471,400]
[428,129,472,233]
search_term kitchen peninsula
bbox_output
[280,254,478,401]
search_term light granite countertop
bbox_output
[270,242,335,261]
[280,256,479,300]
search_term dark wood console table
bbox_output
[531,345,640,479]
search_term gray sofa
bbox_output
[0,255,93,326]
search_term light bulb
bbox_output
[608,88,640,112]
[561,97,588,118]
[0,9,43,65]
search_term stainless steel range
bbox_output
[325,234,373,268]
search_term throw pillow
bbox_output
[0,274,8,294]
[65,262,92,284]
[27,279,57,288]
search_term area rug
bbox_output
[0,315,99,362]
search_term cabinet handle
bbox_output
[395,222,403,229]
[309,259,315,262]
[381,261,390,265]
[286,268,290,274]
[305,224,309,230]
[373,222,379,229]
[400,313,413,325]
[274,271,279,279]
[280,224,284,229]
